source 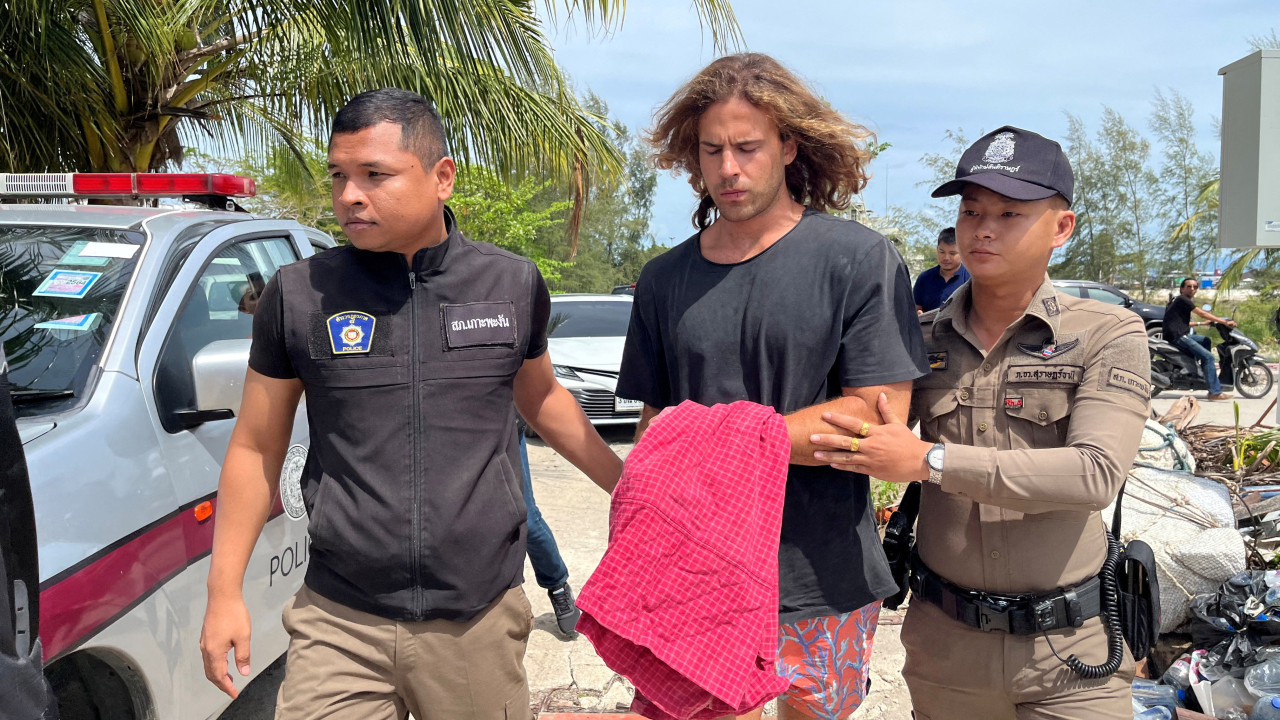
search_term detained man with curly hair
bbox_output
[616,53,930,720]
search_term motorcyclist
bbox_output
[1163,277,1237,400]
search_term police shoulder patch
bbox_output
[327,311,376,354]
[1103,367,1150,399]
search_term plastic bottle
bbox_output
[1265,569,1280,588]
[1132,677,1180,714]
[1247,661,1280,698]
[1253,697,1280,720]
[1163,653,1194,689]
[1134,707,1172,720]
[1213,677,1257,718]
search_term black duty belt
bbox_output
[909,553,1101,635]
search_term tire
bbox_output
[1236,361,1274,399]
[1147,325,1163,340]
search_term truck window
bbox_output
[0,226,144,418]
[1086,287,1128,306]
[153,237,296,432]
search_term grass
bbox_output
[872,479,903,512]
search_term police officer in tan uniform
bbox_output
[810,126,1150,719]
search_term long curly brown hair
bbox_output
[647,53,877,229]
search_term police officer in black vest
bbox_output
[200,89,624,720]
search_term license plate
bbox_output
[614,396,642,412]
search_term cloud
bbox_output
[549,0,1273,246]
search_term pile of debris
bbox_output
[1125,397,1280,718]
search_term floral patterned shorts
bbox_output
[775,601,882,720]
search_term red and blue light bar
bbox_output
[0,173,256,199]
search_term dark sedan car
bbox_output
[1052,280,1166,336]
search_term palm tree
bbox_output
[1185,175,1262,294]
[0,0,740,185]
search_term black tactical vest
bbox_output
[278,217,542,621]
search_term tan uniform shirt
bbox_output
[910,277,1150,596]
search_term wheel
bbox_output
[1147,325,1163,340]
[1235,361,1274,399]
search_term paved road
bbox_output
[1151,386,1278,427]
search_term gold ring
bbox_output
[849,437,860,453]
[859,421,872,437]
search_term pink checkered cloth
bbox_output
[576,400,791,720]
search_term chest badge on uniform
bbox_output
[1017,338,1078,360]
[327,311,376,354]
[928,351,948,371]
[1005,396,1024,410]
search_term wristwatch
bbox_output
[925,443,945,486]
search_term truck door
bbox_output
[0,348,46,716]
[135,222,312,712]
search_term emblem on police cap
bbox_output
[982,131,1017,164]
[327,311,375,354]
[279,444,308,520]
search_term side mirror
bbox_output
[178,339,251,427]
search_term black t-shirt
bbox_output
[247,276,293,379]
[616,209,930,622]
[1163,294,1195,343]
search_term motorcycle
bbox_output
[1149,321,1274,399]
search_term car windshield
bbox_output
[548,300,632,338]
[0,226,144,417]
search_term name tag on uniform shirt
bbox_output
[327,311,376,354]
[443,301,518,349]
[1005,365,1084,385]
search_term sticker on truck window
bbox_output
[79,241,138,259]
[32,270,102,299]
[55,241,111,267]
[33,313,101,332]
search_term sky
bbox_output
[546,0,1277,245]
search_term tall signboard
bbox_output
[1219,50,1280,249]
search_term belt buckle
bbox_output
[975,594,1013,633]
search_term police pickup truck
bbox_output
[0,173,329,719]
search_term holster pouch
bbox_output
[882,482,921,611]
[1112,481,1161,661]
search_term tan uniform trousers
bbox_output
[275,584,534,720]
[901,598,1134,720]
